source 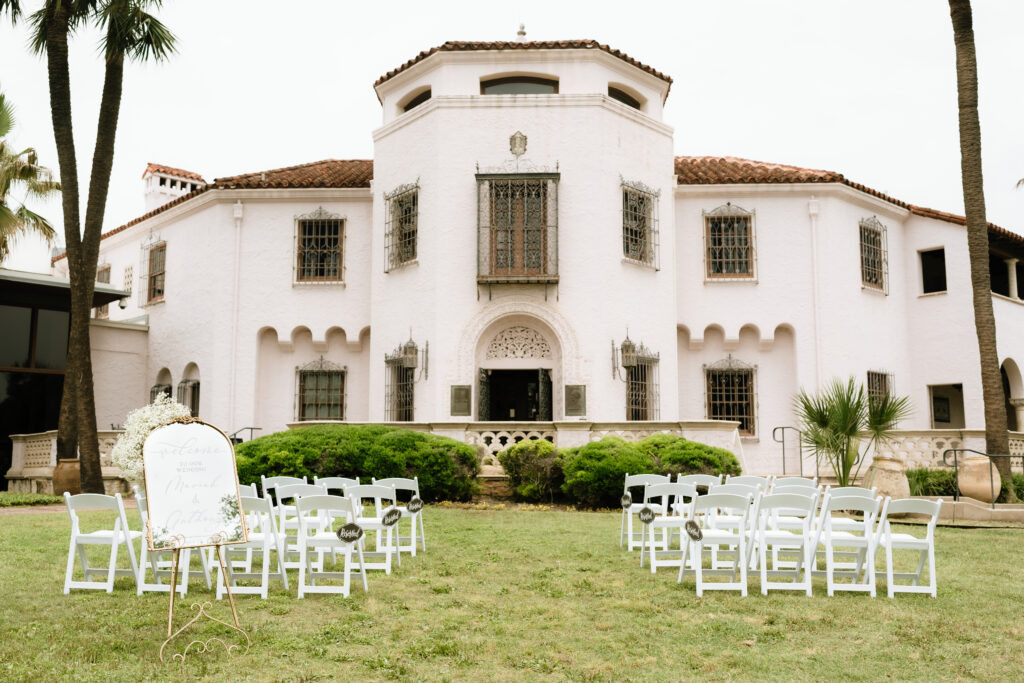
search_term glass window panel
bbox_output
[0,305,32,368]
[34,309,69,370]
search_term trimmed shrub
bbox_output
[635,433,742,478]
[497,439,562,502]
[906,468,957,497]
[560,437,654,508]
[235,424,479,502]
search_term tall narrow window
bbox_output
[866,371,891,406]
[385,184,418,270]
[177,379,200,417]
[95,265,111,318]
[705,357,756,435]
[920,248,947,294]
[296,208,344,283]
[705,203,755,279]
[860,216,888,292]
[385,363,415,421]
[296,357,346,420]
[477,174,559,283]
[147,244,166,303]
[623,345,660,421]
[622,181,659,268]
[149,383,172,402]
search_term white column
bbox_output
[1006,258,1019,299]
[1010,398,1024,432]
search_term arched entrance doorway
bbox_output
[1002,358,1024,432]
[476,318,560,421]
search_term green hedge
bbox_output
[235,424,480,502]
[497,439,562,503]
[906,467,1024,501]
[0,492,64,507]
[556,434,742,508]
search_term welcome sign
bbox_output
[142,421,249,550]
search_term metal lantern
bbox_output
[402,339,419,368]
[620,337,637,367]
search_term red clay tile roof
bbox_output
[142,163,206,183]
[675,155,1023,248]
[53,160,372,262]
[374,40,672,90]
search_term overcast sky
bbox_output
[2,0,1022,271]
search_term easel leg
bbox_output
[216,546,240,629]
[167,549,180,638]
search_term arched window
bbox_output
[177,363,200,417]
[481,76,558,95]
[608,86,642,110]
[402,88,431,112]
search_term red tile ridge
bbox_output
[142,162,206,183]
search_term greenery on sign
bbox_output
[234,424,479,502]
[110,394,191,483]
[795,377,912,487]
[497,439,562,503]
[0,492,63,507]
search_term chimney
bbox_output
[142,163,207,213]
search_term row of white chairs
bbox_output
[62,475,426,600]
[620,474,941,598]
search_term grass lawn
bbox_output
[1,504,1022,682]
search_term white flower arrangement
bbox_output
[111,394,192,483]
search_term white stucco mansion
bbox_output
[44,39,1024,475]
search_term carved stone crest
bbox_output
[510,131,527,157]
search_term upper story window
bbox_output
[476,173,559,283]
[95,265,111,318]
[866,370,892,406]
[295,207,344,284]
[608,86,641,110]
[859,216,888,293]
[481,76,558,95]
[296,357,345,421]
[147,243,166,303]
[705,356,756,436]
[403,88,431,112]
[704,203,755,280]
[622,180,659,268]
[385,184,418,271]
[920,248,947,294]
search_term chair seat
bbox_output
[76,530,138,544]
[878,533,929,549]
[826,531,872,545]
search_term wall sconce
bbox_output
[389,335,428,380]
[612,333,655,381]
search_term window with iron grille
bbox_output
[622,181,659,268]
[149,383,171,403]
[866,371,891,405]
[476,174,558,283]
[704,203,755,279]
[295,357,345,420]
[95,265,111,318]
[626,355,660,421]
[295,208,344,283]
[705,358,756,435]
[385,184,418,271]
[176,379,200,417]
[147,244,166,303]
[860,216,888,293]
[385,360,415,421]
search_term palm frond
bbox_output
[0,0,22,25]
[0,90,14,139]
[13,204,56,242]
[98,0,176,62]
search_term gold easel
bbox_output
[159,545,251,664]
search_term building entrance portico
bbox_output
[481,369,552,421]
[476,321,559,421]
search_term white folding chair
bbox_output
[261,475,308,514]
[640,482,698,573]
[756,492,818,596]
[772,476,818,491]
[314,476,359,495]
[875,498,942,598]
[725,475,772,490]
[346,484,400,574]
[217,495,290,599]
[676,473,723,492]
[373,477,426,556]
[133,485,212,595]
[817,495,878,597]
[63,492,140,594]
[276,483,327,569]
[296,495,368,598]
[679,492,753,596]
[620,474,671,550]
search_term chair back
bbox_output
[372,477,421,498]
[758,492,817,529]
[347,484,399,516]
[772,484,820,496]
[276,483,327,504]
[314,477,359,494]
[296,494,358,517]
[712,483,760,498]
[772,476,817,490]
[623,474,670,501]
[261,475,307,501]
[64,492,130,535]
[726,475,771,490]
[823,494,877,529]
[643,482,698,515]
[882,497,942,518]
[676,473,723,489]
[826,485,876,497]
[693,492,753,517]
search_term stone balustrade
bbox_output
[6,429,128,494]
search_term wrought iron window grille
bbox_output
[621,179,660,269]
[146,242,166,303]
[704,355,758,436]
[176,379,200,417]
[294,356,346,421]
[385,183,419,272]
[384,338,426,421]
[294,207,345,284]
[611,335,660,420]
[476,173,559,284]
[859,216,889,294]
[866,370,894,406]
[703,203,756,280]
[95,265,111,318]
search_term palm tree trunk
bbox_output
[74,38,126,494]
[948,0,1014,498]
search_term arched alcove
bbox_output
[475,315,562,421]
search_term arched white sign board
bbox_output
[142,421,249,550]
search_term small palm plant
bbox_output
[794,377,912,486]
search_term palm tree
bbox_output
[1,0,175,492]
[0,89,60,261]
[948,0,1014,499]
[795,377,912,487]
